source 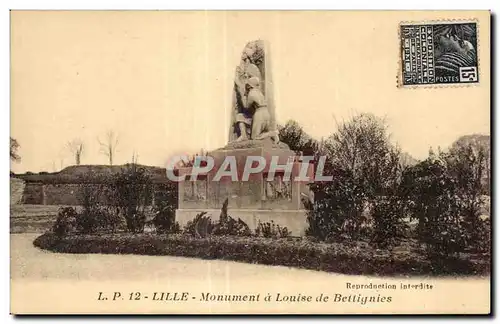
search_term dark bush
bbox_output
[33,233,490,276]
[152,207,176,234]
[476,218,491,254]
[305,114,413,247]
[152,182,179,234]
[212,199,251,237]
[75,210,98,234]
[306,167,367,241]
[213,216,252,237]
[399,141,490,259]
[184,212,215,237]
[184,200,252,238]
[109,164,153,233]
[255,220,290,238]
[446,143,488,251]
[370,196,408,249]
[278,120,319,155]
[76,173,112,234]
[96,208,124,233]
[52,207,78,237]
[306,115,402,242]
[401,155,464,258]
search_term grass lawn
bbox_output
[10,204,81,233]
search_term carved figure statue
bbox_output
[229,40,279,144]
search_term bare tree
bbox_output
[450,134,490,195]
[10,137,20,162]
[131,150,139,164]
[67,139,84,165]
[98,130,119,165]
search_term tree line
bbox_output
[278,114,491,259]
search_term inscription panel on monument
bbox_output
[206,178,220,209]
[239,179,263,209]
[264,173,292,201]
[182,177,208,202]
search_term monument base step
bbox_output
[175,208,308,237]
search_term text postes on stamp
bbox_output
[400,22,478,86]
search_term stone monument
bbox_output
[175,40,313,236]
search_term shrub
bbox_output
[96,208,125,233]
[213,216,252,237]
[402,153,465,258]
[185,200,252,238]
[34,232,490,276]
[306,168,367,241]
[449,134,490,195]
[152,207,175,234]
[212,199,251,237]
[278,120,319,155]
[109,164,153,233]
[52,207,78,237]
[184,212,215,238]
[400,143,491,259]
[446,143,488,251]
[476,218,491,254]
[152,182,179,234]
[75,210,98,234]
[171,222,181,234]
[255,220,290,238]
[370,196,408,248]
[306,114,403,243]
[153,201,180,234]
[76,173,112,234]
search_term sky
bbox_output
[10,11,490,173]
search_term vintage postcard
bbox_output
[10,10,491,315]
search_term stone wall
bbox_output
[18,182,174,206]
[43,184,81,205]
[21,182,45,204]
[10,178,25,205]
[21,183,89,205]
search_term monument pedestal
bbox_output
[176,40,313,236]
[175,139,313,236]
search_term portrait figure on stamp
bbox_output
[433,23,478,79]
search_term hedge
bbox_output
[33,233,490,276]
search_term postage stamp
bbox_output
[399,21,479,86]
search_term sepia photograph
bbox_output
[9,10,491,315]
